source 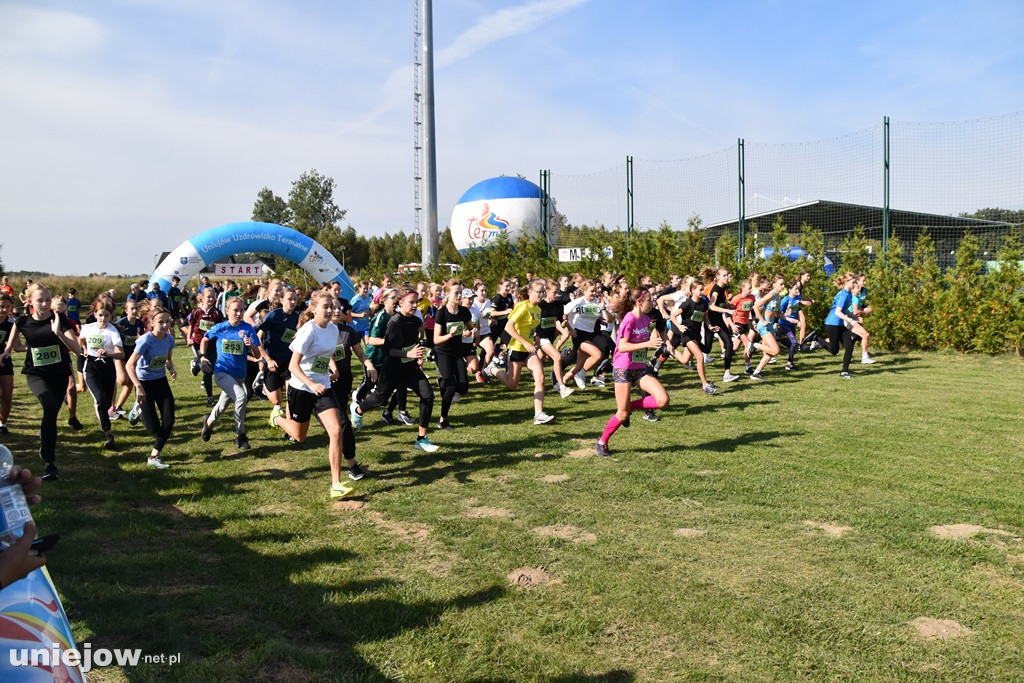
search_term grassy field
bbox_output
[3,350,1023,681]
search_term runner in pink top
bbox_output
[596,286,669,457]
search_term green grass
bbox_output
[4,351,1024,681]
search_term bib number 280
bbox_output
[32,345,61,367]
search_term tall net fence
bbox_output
[546,111,1024,270]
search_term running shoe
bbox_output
[0,425,8,435]
[437,419,453,430]
[415,436,439,453]
[840,371,853,379]
[768,356,777,364]
[103,435,116,450]
[397,411,417,426]
[107,407,120,421]
[380,411,397,425]
[251,370,266,394]
[190,356,202,376]
[643,410,660,422]
[573,372,586,389]
[682,361,696,371]
[809,340,821,351]
[452,392,461,403]
[590,376,607,387]
[114,407,127,417]
[533,412,555,425]
[722,372,740,382]
[558,384,575,399]
[348,463,368,481]
[648,365,660,378]
[476,371,485,384]
[268,405,284,433]
[201,418,213,442]
[596,441,611,457]
[67,417,83,431]
[147,455,170,469]
[350,401,363,429]
[744,365,754,375]
[861,355,876,364]
[622,414,631,428]
[785,363,795,371]
[128,401,142,426]
[42,463,59,481]
[331,482,354,499]
[703,353,714,364]
[703,383,717,395]
[750,373,765,381]
[235,433,251,451]
[206,396,218,407]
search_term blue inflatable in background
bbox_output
[149,222,356,300]
[759,246,835,275]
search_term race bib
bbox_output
[31,345,61,367]
[690,310,705,323]
[281,329,296,344]
[311,356,331,374]
[221,339,244,356]
[741,301,753,312]
[199,320,214,331]
[87,335,105,350]
[149,355,167,370]
[788,302,801,314]
[540,316,557,329]
[67,304,77,314]
[447,322,466,336]
[480,308,491,319]
[581,304,601,316]
[402,343,418,363]
[0,330,6,345]
[631,347,651,363]
[332,344,347,361]
[124,335,137,347]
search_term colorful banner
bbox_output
[0,567,84,682]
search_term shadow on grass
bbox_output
[469,671,634,683]
[2,416,511,681]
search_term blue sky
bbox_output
[1,0,1022,274]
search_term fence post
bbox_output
[737,139,746,258]
[626,155,634,257]
[883,116,890,262]
[540,169,551,257]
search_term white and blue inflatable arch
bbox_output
[150,221,356,300]
[759,246,835,275]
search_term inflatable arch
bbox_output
[150,221,356,301]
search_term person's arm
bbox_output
[753,293,773,324]
[433,308,456,345]
[0,322,20,367]
[55,316,83,356]
[126,349,146,402]
[352,340,377,382]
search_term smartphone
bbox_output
[30,534,60,554]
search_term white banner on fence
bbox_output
[213,262,266,277]
[557,246,613,262]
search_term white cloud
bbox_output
[0,5,107,58]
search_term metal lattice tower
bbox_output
[412,0,423,237]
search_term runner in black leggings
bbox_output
[78,300,124,450]
[822,272,858,378]
[0,283,83,480]
[126,309,177,468]
[433,279,473,430]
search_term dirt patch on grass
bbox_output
[534,452,555,460]
[694,469,723,476]
[365,511,432,541]
[543,474,570,483]
[533,525,597,544]
[929,524,1016,540]
[464,506,515,519]
[673,528,706,538]
[911,617,974,641]
[566,440,593,459]
[331,500,365,511]
[507,566,562,588]
[256,502,302,516]
[804,520,854,537]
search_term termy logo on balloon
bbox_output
[465,203,510,242]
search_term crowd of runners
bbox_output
[0,266,877,498]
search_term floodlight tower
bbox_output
[414,0,438,268]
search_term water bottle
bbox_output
[0,444,33,549]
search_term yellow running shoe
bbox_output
[330,482,354,499]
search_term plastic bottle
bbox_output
[0,445,33,549]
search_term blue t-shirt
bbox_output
[779,294,802,327]
[65,297,81,323]
[206,321,260,378]
[825,290,852,326]
[147,290,169,307]
[134,332,175,382]
[257,308,299,365]
[350,294,371,334]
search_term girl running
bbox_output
[125,309,177,469]
[668,281,717,394]
[351,286,439,453]
[258,287,299,424]
[270,290,367,498]
[0,294,19,434]
[561,280,606,389]
[469,282,495,383]
[183,287,224,407]
[596,287,669,456]
[114,299,148,416]
[199,297,267,452]
[823,273,858,378]
[747,275,786,381]
[707,268,739,383]
[850,274,876,364]
[0,283,84,480]
[778,282,803,370]
[485,279,555,425]
[51,297,83,431]
[78,301,125,449]
[537,281,574,399]
[432,280,473,430]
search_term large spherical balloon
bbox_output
[450,177,553,253]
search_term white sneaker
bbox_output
[533,412,555,425]
[768,356,777,364]
[147,456,170,469]
[573,372,586,389]
[559,385,575,399]
[809,340,821,350]
[722,372,739,383]
[703,353,714,364]
[861,355,876,364]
